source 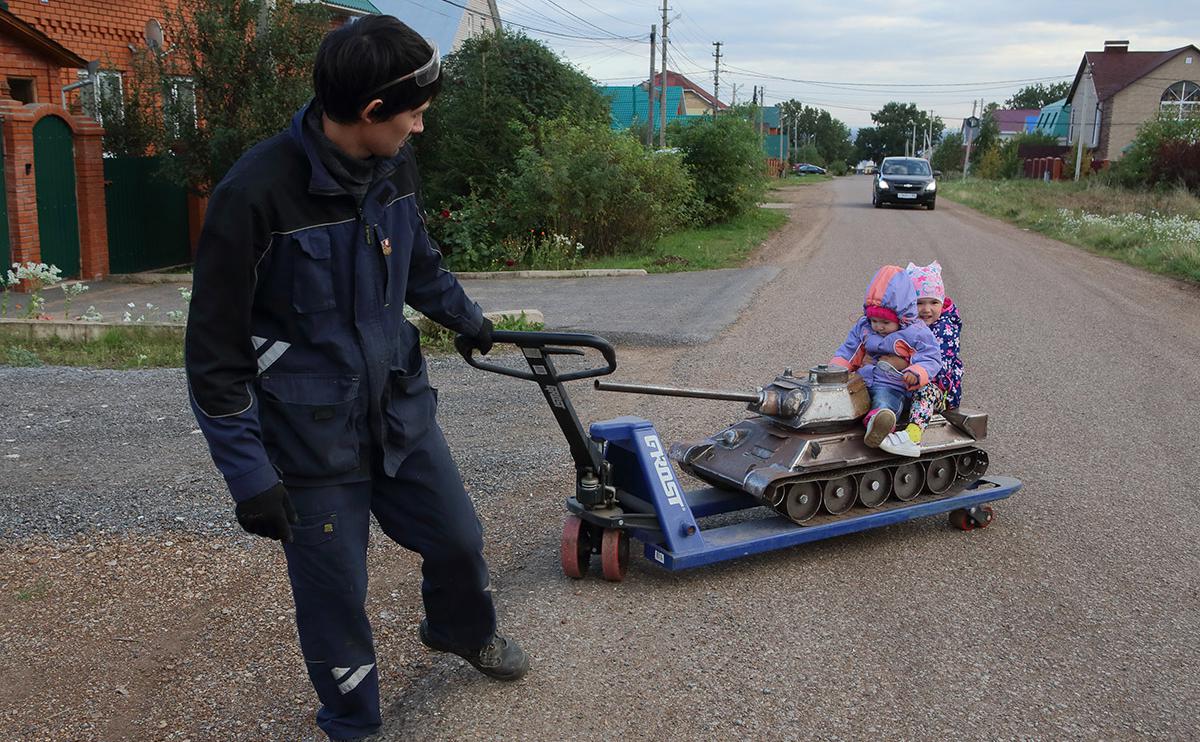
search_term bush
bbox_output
[432,118,699,270]
[668,114,768,224]
[1151,139,1200,192]
[500,118,697,256]
[1116,114,1200,189]
[828,160,849,176]
[931,132,963,175]
[974,145,1005,179]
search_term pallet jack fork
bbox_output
[456,330,1021,581]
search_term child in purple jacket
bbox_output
[880,261,964,457]
[830,265,943,449]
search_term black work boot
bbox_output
[418,619,530,681]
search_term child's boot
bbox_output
[881,423,923,458]
[863,409,896,448]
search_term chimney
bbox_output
[1104,40,1130,53]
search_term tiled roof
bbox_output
[323,0,382,15]
[599,85,686,129]
[1069,45,1200,102]
[647,70,727,109]
[992,108,1040,132]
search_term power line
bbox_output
[438,0,645,41]
[721,64,1074,90]
[533,0,633,40]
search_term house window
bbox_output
[1161,81,1199,119]
[80,70,123,124]
[164,77,196,136]
[7,77,35,104]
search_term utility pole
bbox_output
[646,24,656,148]
[711,41,722,117]
[658,0,669,148]
[730,83,740,105]
[962,99,977,179]
[1074,64,1092,181]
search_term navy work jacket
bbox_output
[185,103,484,502]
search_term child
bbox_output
[880,261,963,457]
[830,265,942,449]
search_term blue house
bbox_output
[599,84,687,132]
[372,0,500,52]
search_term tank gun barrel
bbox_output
[594,380,761,404]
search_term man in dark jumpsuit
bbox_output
[184,16,528,741]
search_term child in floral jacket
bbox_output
[880,261,963,457]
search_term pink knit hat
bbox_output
[905,261,945,302]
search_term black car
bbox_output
[872,157,937,210]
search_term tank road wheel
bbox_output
[560,515,592,579]
[956,449,989,480]
[892,463,924,501]
[822,476,858,515]
[949,505,993,531]
[600,528,630,582]
[857,469,892,509]
[783,482,822,524]
[925,456,958,495]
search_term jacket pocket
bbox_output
[258,373,361,478]
[382,339,437,450]
[292,230,336,313]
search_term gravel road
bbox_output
[3,178,1198,741]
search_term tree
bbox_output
[418,31,610,209]
[128,0,332,195]
[930,131,963,174]
[776,99,854,166]
[860,102,945,161]
[1005,81,1071,109]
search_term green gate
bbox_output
[33,116,81,278]
[104,156,190,274]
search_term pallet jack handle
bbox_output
[454,330,617,382]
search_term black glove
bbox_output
[470,317,494,356]
[235,482,298,542]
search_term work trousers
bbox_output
[280,425,496,740]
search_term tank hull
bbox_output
[670,408,990,523]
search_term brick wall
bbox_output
[1107,49,1200,159]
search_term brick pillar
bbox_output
[0,101,41,268]
[72,117,108,279]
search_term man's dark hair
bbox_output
[314,15,442,124]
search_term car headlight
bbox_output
[925,180,937,191]
[877,180,890,189]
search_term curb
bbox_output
[0,317,183,342]
[409,309,544,335]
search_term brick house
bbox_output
[0,0,378,279]
[1066,40,1200,161]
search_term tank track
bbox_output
[758,447,990,525]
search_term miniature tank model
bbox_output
[595,364,989,525]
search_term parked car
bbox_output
[872,157,937,210]
[794,163,827,175]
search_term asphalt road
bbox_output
[3,177,1197,740]
[381,177,1200,740]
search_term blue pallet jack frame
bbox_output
[457,330,1022,580]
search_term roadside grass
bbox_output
[577,207,788,273]
[0,315,545,369]
[1,326,183,369]
[771,173,834,188]
[941,179,1200,282]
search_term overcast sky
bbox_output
[489,0,1199,130]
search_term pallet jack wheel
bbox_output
[560,515,592,579]
[948,505,994,531]
[600,528,630,582]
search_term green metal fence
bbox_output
[104,156,190,274]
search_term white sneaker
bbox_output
[880,430,921,458]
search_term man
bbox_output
[185,16,527,741]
